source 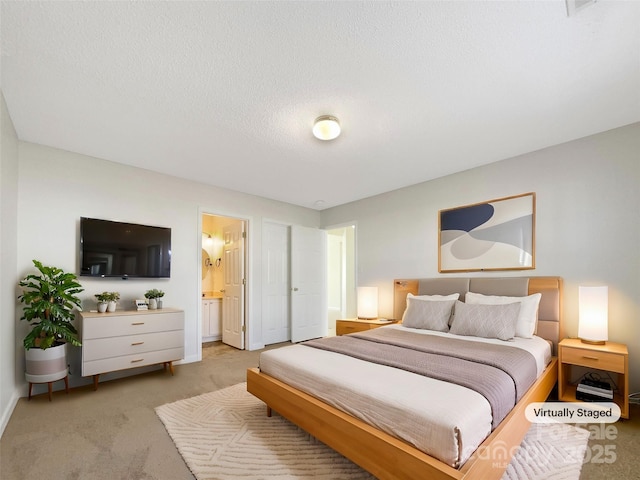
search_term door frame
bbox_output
[324,221,358,323]
[198,207,252,359]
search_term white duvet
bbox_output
[258,324,551,468]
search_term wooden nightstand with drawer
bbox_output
[558,338,629,419]
[336,318,398,336]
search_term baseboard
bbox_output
[0,390,20,438]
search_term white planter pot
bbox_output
[107,300,117,312]
[25,343,68,384]
[148,298,157,310]
[97,302,108,313]
[157,299,163,309]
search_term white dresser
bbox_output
[79,308,184,390]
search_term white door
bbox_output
[222,221,245,349]
[263,222,291,345]
[291,225,327,343]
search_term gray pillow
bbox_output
[401,297,455,332]
[449,301,520,341]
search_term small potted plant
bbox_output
[156,290,165,309]
[105,292,120,312]
[144,289,164,310]
[94,292,110,313]
[18,260,84,395]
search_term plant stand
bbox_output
[28,375,69,402]
[24,343,69,401]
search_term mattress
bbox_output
[258,324,551,468]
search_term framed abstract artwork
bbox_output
[438,192,536,273]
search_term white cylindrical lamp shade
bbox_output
[357,286,378,319]
[578,286,608,344]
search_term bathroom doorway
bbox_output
[201,213,246,350]
[326,223,357,333]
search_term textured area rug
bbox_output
[156,383,589,480]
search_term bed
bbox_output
[247,276,563,480]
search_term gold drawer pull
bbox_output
[582,355,599,361]
[131,358,144,363]
[131,322,145,325]
[131,342,144,346]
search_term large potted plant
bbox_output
[18,260,84,399]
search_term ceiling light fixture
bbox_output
[313,115,341,141]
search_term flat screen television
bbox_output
[80,217,171,278]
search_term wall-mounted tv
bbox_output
[80,217,171,278]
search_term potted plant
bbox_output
[156,290,165,309]
[105,292,120,312]
[18,260,84,396]
[94,292,110,313]
[144,289,164,310]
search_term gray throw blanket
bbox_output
[303,328,537,429]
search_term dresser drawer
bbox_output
[562,347,625,373]
[82,347,184,377]
[82,311,183,339]
[82,330,184,362]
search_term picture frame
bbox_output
[438,192,535,273]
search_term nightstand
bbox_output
[336,318,398,336]
[558,338,629,419]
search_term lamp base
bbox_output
[580,338,606,345]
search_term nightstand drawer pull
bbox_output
[131,358,144,363]
[582,355,599,360]
[131,341,144,346]
[131,322,145,326]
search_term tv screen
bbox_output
[80,217,171,278]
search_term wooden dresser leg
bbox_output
[168,361,174,376]
[93,374,99,391]
[47,382,53,402]
[28,383,33,401]
[64,375,69,394]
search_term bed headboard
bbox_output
[393,276,563,354]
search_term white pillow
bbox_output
[407,292,460,301]
[464,292,542,338]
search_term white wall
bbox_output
[15,142,320,398]
[0,92,20,436]
[322,122,640,393]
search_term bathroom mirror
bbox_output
[202,249,210,280]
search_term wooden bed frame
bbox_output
[247,276,563,480]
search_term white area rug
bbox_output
[156,383,589,480]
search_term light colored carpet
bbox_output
[156,383,589,480]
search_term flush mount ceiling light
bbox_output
[312,115,341,141]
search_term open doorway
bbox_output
[326,224,357,334]
[201,213,246,350]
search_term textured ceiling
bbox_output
[2,1,639,210]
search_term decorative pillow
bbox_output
[402,296,455,332]
[449,301,520,341]
[464,292,542,338]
